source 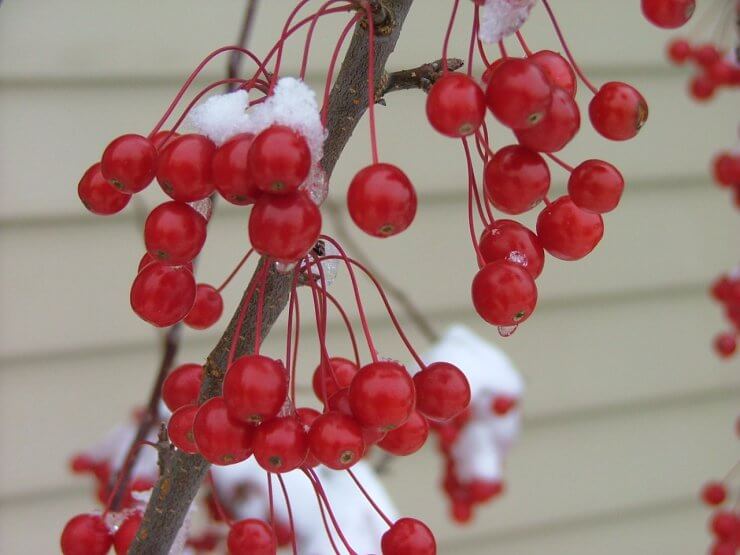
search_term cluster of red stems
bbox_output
[59,0,692,553]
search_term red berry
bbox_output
[151,130,179,151]
[378,409,429,456]
[536,196,604,260]
[471,260,538,326]
[347,163,417,237]
[710,542,739,555]
[156,133,216,202]
[168,404,199,454]
[491,395,518,415]
[253,416,309,472]
[689,73,716,101]
[101,134,157,193]
[426,73,486,137]
[248,191,321,261]
[712,152,740,186]
[212,133,260,205]
[184,284,223,330]
[483,145,550,214]
[694,43,722,67]
[529,50,577,97]
[481,58,506,85]
[227,519,277,555]
[308,412,366,469]
[568,159,625,213]
[60,514,112,555]
[144,201,207,265]
[667,38,692,64]
[589,82,648,141]
[515,87,580,152]
[223,355,288,424]
[193,397,255,465]
[113,512,142,555]
[327,388,353,416]
[414,362,471,421]
[296,407,321,467]
[162,363,202,412]
[381,518,436,555]
[78,163,132,215]
[710,510,739,540]
[130,262,196,327]
[479,219,545,278]
[641,0,695,28]
[312,357,359,402]
[702,481,728,506]
[714,333,737,358]
[485,58,553,129]
[349,361,416,430]
[247,125,311,194]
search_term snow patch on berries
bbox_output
[479,0,538,44]
[187,90,251,146]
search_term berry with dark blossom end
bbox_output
[130,263,196,327]
[162,363,203,412]
[308,411,366,469]
[253,416,309,472]
[312,357,359,402]
[223,354,288,424]
[589,82,648,141]
[78,163,132,216]
[248,191,321,261]
[101,134,157,193]
[227,519,277,555]
[515,87,580,152]
[483,145,550,215]
[713,333,737,358]
[529,50,577,97]
[347,163,417,237]
[701,481,727,506]
[60,514,112,555]
[247,125,311,194]
[156,133,216,202]
[426,72,486,137]
[193,397,255,465]
[168,404,199,454]
[349,361,416,430]
[113,512,142,555]
[471,260,538,326]
[485,58,553,129]
[414,362,471,421]
[536,196,604,261]
[568,159,625,213]
[377,409,429,456]
[144,201,207,265]
[184,284,223,330]
[212,133,260,205]
[381,518,437,555]
[641,0,695,29]
[479,220,545,278]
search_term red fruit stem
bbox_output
[216,248,255,293]
[285,276,301,403]
[498,40,508,58]
[362,1,381,165]
[442,0,461,72]
[276,473,299,555]
[301,0,351,79]
[346,468,394,527]
[545,152,575,172]
[206,472,234,526]
[271,0,314,94]
[515,30,533,56]
[468,5,480,77]
[304,468,358,554]
[323,289,362,366]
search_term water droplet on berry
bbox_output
[507,250,528,267]
[498,325,518,337]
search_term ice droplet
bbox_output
[275,260,297,273]
[301,167,329,206]
[507,250,528,267]
[497,325,518,337]
[188,198,213,221]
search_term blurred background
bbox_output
[1,1,739,553]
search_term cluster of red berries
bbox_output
[700,480,740,555]
[60,512,142,555]
[667,37,740,101]
[710,272,740,358]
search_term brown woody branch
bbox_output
[376,57,464,103]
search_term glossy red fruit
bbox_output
[426,73,486,137]
[296,407,321,467]
[702,481,727,506]
[689,73,716,101]
[347,163,417,237]
[248,191,321,261]
[253,416,309,473]
[481,57,506,84]
[712,152,740,186]
[536,196,604,260]
[589,82,648,141]
[137,252,193,274]
[144,201,207,265]
[515,87,580,152]
[568,159,624,213]
[694,43,722,67]
[529,50,577,97]
[156,133,216,202]
[483,145,550,214]
[327,388,353,416]
[162,363,203,411]
[184,284,223,330]
[349,361,415,430]
[381,518,436,555]
[130,263,196,327]
[714,333,737,358]
[227,519,277,555]
[168,404,199,454]
[479,219,545,278]
[312,357,359,402]
[78,163,132,215]
[247,125,311,194]
[212,133,260,205]
[471,260,538,326]
[641,0,695,29]
[101,134,157,194]
[308,412,366,469]
[485,58,553,129]
[223,355,288,424]
[414,362,471,421]
[710,541,739,555]
[60,514,112,555]
[193,397,255,465]
[710,510,738,540]
[113,512,142,555]
[491,395,518,415]
[667,38,692,64]
[378,409,429,456]
[151,130,179,151]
